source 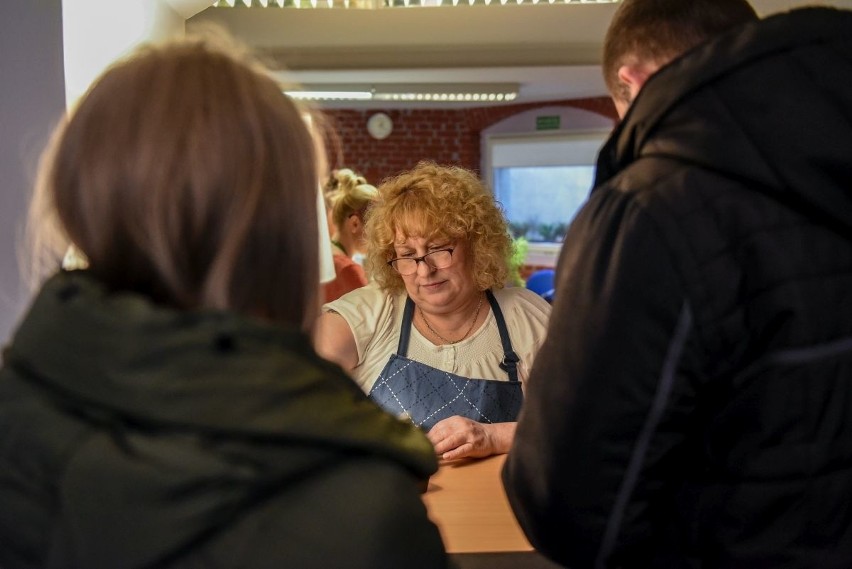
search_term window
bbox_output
[494,165,593,241]
[485,131,608,267]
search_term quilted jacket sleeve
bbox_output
[503,182,702,568]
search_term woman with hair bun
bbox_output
[323,168,378,302]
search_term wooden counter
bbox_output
[421,453,533,554]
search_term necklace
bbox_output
[331,239,347,256]
[419,293,484,345]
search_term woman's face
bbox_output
[392,231,477,315]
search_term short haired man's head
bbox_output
[603,0,758,116]
[32,34,322,329]
[366,162,512,294]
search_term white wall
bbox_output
[62,0,185,108]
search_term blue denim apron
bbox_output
[368,290,523,431]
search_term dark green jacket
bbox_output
[0,271,448,569]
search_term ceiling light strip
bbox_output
[212,0,617,7]
[285,90,375,100]
[283,86,519,102]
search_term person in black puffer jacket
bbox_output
[504,1,852,568]
[0,33,448,569]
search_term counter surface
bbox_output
[421,453,532,554]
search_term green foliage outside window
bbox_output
[507,236,529,287]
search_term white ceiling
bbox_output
[185,0,852,109]
[164,0,215,18]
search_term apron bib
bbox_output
[368,290,523,430]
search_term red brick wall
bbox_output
[322,97,617,185]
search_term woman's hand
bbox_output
[427,417,516,460]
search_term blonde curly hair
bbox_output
[365,162,512,294]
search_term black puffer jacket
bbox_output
[505,8,852,569]
[0,271,448,569]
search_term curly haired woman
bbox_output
[316,162,551,460]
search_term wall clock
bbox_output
[366,112,393,140]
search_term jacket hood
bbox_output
[596,7,852,235]
[4,270,436,569]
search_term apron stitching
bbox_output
[376,359,414,418]
[418,371,494,427]
[446,373,493,424]
[419,377,466,427]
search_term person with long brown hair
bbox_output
[0,35,447,569]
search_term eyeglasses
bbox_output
[387,248,454,276]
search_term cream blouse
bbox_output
[323,282,552,393]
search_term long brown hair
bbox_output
[31,34,321,329]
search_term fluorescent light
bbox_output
[286,90,374,100]
[372,83,519,102]
[284,83,519,103]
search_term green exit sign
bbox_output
[536,115,560,130]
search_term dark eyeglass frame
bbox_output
[387,247,455,275]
